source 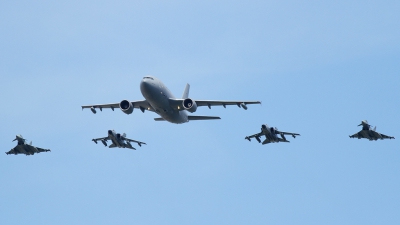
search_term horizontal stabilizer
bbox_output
[278,138,290,143]
[154,118,166,121]
[188,116,221,120]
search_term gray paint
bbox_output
[82,76,261,124]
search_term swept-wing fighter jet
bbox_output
[6,135,51,155]
[245,124,300,145]
[349,120,395,141]
[82,76,261,124]
[92,130,146,150]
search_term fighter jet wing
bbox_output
[36,147,51,153]
[379,133,395,139]
[168,99,261,110]
[81,100,154,113]
[124,138,146,147]
[92,137,109,142]
[276,131,300,137]
[5,147,20,155]
[245,132,263,143]
[349,132,361,138]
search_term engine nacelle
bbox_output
[183,98,197,113]
[119,100,134,115]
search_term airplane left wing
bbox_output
[379,133,395,139]
[169,99,261,111]
[125,138,146,147]
[195,100,261,109]
[277,131,300,138]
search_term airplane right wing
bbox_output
[5,147,19,155]
[245,132,263,143]
[349,132,361,138]
[82,100,154,113]
[92,137,109,146]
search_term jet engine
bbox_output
[183,98,197,113]
[120,100,134,114]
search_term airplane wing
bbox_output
[81,100,154,113]
[125,138,146,147]
[349,132,361,138]
[169,99,261,110]
[195,100,261,108]
[276,131,300,137]
[36,147,51,153]
[92,137,109,142]
[379,133,395,139]
[5,147,20,155]
[245,132,263,143]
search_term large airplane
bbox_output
[82,76,261,124]
[349,120,395,141]
[92,130,146,150]
[245,124,300,145]
[6,135,51,155]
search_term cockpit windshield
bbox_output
[143,76,154,80]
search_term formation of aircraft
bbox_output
[92,130,146,150]
[5,77,396,155]
[245,124,300,144]
[82,76,261,124]
[6,135,50,155]
[349,120,395,141]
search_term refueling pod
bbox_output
[90,107,97,114]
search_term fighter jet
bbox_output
[82,76,261,124]
[92,130,146,150]
[6,135,51,155]
[349,120,395,141]
[245,124,300,145]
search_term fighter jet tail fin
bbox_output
[182,83,190,99]
[188,116,221,120]
[373,126,376,131]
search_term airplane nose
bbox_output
[140,79,149,90]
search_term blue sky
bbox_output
[1,1,399,224]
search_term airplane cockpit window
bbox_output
[143,77,154,80]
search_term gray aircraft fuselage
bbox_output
[261,124,282,143]
[140,77,189,124]
[107,130,131,148]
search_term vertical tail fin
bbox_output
[182,84,190,99]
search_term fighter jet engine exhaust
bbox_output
[183,98,197,113]
[120,100,134,114]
